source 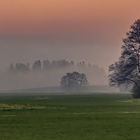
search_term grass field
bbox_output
[0,93,140,140]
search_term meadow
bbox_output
[0,93,140,140]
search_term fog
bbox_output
[0,40,119,90]
[0,60,108,90]
[0,40,121,72]
[0,0,139,92]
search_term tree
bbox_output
[43,60,50,71]
[15,63,30,73]
[32,60,42,72]
[109,19,140,97]
[61,72,88,89]
[8,64,15,73]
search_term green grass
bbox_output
[0,93,140,140]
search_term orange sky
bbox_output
[0,0,140,37]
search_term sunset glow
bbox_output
[0,0,139,37]
[0,0,140,72]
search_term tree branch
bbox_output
[124,77,139,88]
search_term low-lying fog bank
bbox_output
[0,63,108,91]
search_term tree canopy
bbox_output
[109,19,140,94]
[61,72,88,89]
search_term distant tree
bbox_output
[70,61,74,65]
[43,60,50,71]
[61,72,88,89]
[109,19,140,97]
[32,60,42,72]
[8,64,15,73]
[15,63,30,73]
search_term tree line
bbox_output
[8,59,97,73]
[8,59,74,73]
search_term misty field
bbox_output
[0,93,140,140]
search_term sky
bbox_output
[0,0,140,72]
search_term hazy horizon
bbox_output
[0,0,139,89]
